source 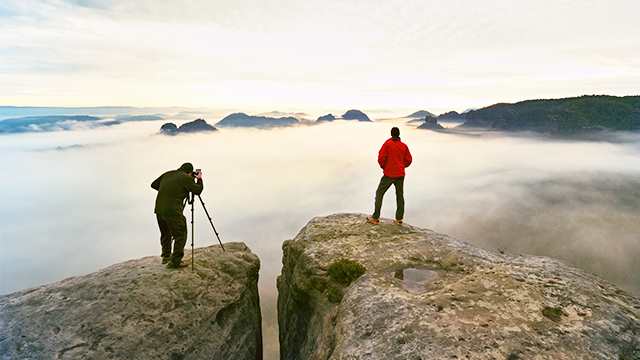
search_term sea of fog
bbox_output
[2,119,640,353]
[2,118,640,358]
[2,119,640,296]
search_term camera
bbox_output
[192,168,201,177]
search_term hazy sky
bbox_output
[1,0,639,113]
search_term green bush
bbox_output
[328,258,366,285]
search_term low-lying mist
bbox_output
[2,119,640,358]
[2,120,639,296]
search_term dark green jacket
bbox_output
[151,169,203,216]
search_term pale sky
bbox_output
[1,0,639,114]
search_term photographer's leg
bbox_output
[166,215,188,267]
[157,215,172,260]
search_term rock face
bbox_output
[0,242,262,360]
[277,213,640,360]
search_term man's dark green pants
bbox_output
[372,175,405,220]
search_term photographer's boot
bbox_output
[167,261,188,269]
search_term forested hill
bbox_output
[462,95,640,133]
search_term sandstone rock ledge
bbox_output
[277,213,640,360]
[0,242,262,360]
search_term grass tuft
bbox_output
[327,258,366,285]
[326,286,343,303]
[542,306,563,321]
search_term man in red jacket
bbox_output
[367,127,412,225]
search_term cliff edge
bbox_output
[277,213,640,359]
[0,242,262,360]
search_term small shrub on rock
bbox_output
[542,306,563,321]
[328,258,366,285]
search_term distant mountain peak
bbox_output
[342,109,372,122]
[160,118,217,135]
[406,110,435,119]
[316,113,336,122]
[216,113,299,129]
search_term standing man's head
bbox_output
[391,127,400,141]
[179,163,194,173]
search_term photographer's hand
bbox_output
[195,172,203,179]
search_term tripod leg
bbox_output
[197,195,225,252]
[191,193,195,271]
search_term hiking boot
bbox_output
[394,219,403,226]
[366,216,380,225]
[167,261,188,269]
[162,257,171,264]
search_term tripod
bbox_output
[189,193,226,271]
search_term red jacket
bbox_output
[378,137,412,178]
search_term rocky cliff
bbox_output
[277,213,640,360]
[0,242,262,360]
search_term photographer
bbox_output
[151,163,203,268]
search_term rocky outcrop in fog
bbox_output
[437,110,465,120]
[341,109,371,122]
[417,114,445,130]
[277,213,640,360]
[316,110,372,123]
[0,242,262,360]
[160,118,218,135]
[215,112,300,129]
[404,110,436,119]
[316,114,336,122]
